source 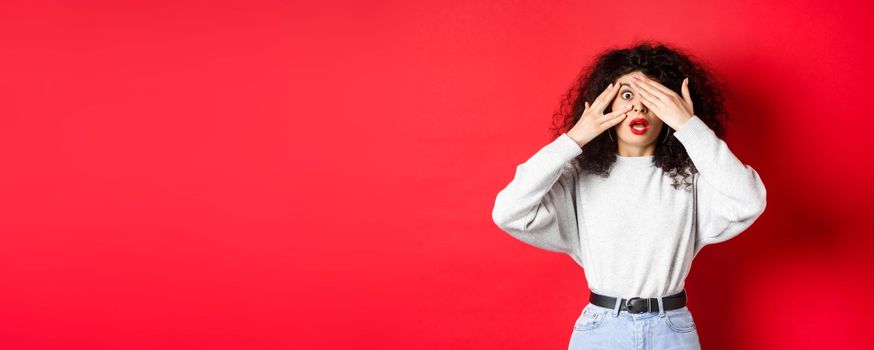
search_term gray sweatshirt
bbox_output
[491,115,767,299]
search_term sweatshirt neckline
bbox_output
[615,153,655,167]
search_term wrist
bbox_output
[565,131,587,148]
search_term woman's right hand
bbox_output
[566,83,632,147]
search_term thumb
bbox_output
[681,78,693,108]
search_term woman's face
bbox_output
[609,71,666,148]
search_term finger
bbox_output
[601,104,632,120]
[681,77,693,108]
[596,82,618,101]
[601,105,633,123]
[637,94,659,112]
[632,79,668,102]
[600,109,629,127]
[635,76,676,97]
[588,84,613,108]
[631,82,662,106]
[593,82,621,111]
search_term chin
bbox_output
[616,126,662,144]
[615,131,654,143]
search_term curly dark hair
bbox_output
[550,41,728,191]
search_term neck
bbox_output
[616,141,656,157]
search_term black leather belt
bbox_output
[589,289,687,314]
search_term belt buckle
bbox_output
[625,297,650,314]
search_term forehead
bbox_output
[616,71,650,81]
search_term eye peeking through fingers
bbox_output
[620,91,633,100]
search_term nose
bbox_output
[633,101,647,114]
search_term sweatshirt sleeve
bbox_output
[672,115,768,246]
[491,133,584,263]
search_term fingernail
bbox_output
[609,83,613,88]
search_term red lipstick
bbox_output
[629,118,649,135]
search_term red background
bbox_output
[1,0,872,349]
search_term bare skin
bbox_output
[566,71,696,156]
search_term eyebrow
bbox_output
[619,83,632,88]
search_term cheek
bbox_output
[654,121,668,134]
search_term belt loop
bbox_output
[613,297,622,317]
[657,295,666,317]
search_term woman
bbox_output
[491,42,767,349]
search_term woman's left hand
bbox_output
[630,76,694,130]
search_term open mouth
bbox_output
[629,118,649,135]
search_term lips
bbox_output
[629,118,649,135]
